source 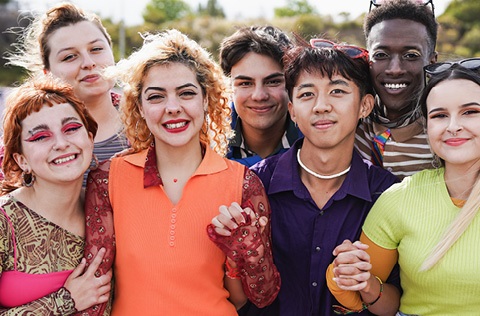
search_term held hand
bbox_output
[211,202,249,236]
[64,248,112,311]
[332,240,372,291]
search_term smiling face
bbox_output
[289,70,373,151]
[368,19,436,120]
[140,63,206,151]
[47,21,115,102]
[14,102,94,185]
[426,79,480,170]
[230,52,289,134]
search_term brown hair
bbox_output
[6,2,112,73]
[1,75,98,193]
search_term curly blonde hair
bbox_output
[107,29,232,156]
[5,2,112,73]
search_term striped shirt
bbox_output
[355,116,433,179]
[82,92,129,186]
[227,106,300,167]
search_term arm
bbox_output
[327,234,400,315]
[0,287,76,315]
[207,168,281,308]
[0,211,111,315]
[74,161,116,316]
[0,207,75,315]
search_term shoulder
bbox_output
[250,154,281,182]
[376,168,441,203]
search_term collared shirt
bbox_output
[249,138,399,316]
[355,115,433,180]
[227,105,301,167]
[83,143,280,315]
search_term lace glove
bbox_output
[207,169,280,308]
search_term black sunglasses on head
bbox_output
[369,0,435,16]
[423,58,480,85]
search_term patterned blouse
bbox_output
[0,195,83,314]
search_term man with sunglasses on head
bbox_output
[355,0,439,179]
[219,26,301,167]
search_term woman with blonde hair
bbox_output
[328,60,480,315]
[84,29,280,315]
[6,2,128,182]
[0,75,111,314]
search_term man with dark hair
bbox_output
[355,0,438,179]
[219,26,300,167]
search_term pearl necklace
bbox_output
[297,149,351,180]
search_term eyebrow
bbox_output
[233,72,284,81]
[296,78,350,90]
[55,38,106,57]
[27,116,80,135]
[143,83,199,94]
[372,44,423,51]
[428,102,480,114]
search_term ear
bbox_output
[203,98,208,112]
[430,51,438,64]
[13,153,29,172]
[137,102,145,119]
[288,101,295,122]
[359,94,375,119]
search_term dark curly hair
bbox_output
[364,0,438,54]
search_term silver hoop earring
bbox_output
[431,153,442,169]
[21,171,35,187]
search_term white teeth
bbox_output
[53,154,76,164]
[165,122,187,129]
[384,83,407,89]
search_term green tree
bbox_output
[198,0,225,18]
[436,0,480,59]
[274,0,317,18]
[143,0,191,24]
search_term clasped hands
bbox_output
[332,239,375,292]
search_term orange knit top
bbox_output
[108,147,244,315]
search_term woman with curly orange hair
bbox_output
[84,29,280,315]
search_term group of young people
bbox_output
[1,0,479,315]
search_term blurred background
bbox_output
[1,0,479,104]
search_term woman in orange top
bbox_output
[83,29,280,315]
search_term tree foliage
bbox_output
[436,0,480,59]
[274,0,317,18]
[4,0,480,87]
[198,0,225,18]
[143,0,191,24]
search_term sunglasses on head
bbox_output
[309,38,369,63]
[423,57,480,85]
[369,0,435,16]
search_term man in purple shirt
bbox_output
[249,41,399,315]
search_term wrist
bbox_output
[225,258,241,279]
[362,275,383,307]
